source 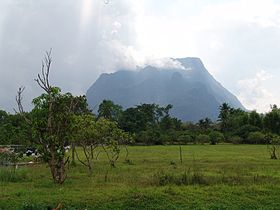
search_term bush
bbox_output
[209,131,224,145]
[247,131,265,144]
[228,136,242,144]
[196,134,210,144]
[137,129,162,145]
[234,124,260,140]
[162,131,180,144]
[177,134,193,144]
[266,133,280,159]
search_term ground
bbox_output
[1,145,280,209]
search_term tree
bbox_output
[119,103,182,145]
[209,131,224,145]
[119,107,144,133]
[67,95,90,166]
[0,112,13,145]
[71,114,97,175]
[73,115,133,174]
[247,131,265,144]
[266,133,280,159]
[177,134,193,144]
[97,118,132,167]
[263,105,280,135]
[248,110,263,129]
[137,127,161,145]
[198,118,212,130]
[0,110,8,124]
[119,103,173,133]
[234,124,260,143]
[218,103,232,132]
[98,100,122,122]
[0,111,30,146]
[196,134,210,144]
[16,50,88,184]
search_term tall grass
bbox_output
[0,167,30,182]
[152,167,207,186]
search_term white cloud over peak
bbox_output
[144,58,186,70]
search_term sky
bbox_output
[0,0,280,113]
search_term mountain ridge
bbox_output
[86,57,245,122]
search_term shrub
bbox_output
[234,124,260,140]
[196,134,210,144]
[177,134,193,144]
[247,131,265,144]
[137,129,162,145]
[228,136,242,144]
[209,131,224,145]
[266,133,280,159]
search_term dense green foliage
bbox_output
[97,100,123,122]
[1,102,280,147]
[96,101,280,146]
[0,110,30,146]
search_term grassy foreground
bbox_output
[1,145,280,209]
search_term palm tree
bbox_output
[218,103,231,132]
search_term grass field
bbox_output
[1,144,280,209]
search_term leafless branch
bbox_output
[35,48,52,93]
[15,86,25,113]
[15,86,32,125]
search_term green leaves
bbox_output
[72,115,133,169]
[263,105,280,135]
[0,111,30,145]
[98,100,123,121]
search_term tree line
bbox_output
[94,100,280,145]
[1,90,280,147]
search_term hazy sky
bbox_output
[1,0,280,113]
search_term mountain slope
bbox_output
[86,57,244,122]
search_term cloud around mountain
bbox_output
[87,57,244,122]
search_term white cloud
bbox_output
[237,70,279,113]
[128,0,280,112]
[144,57,186,70]
[1,0,280,113]
[130,0,280,71]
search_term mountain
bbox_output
[86,57,245,122]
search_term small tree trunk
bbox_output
[49,149,56,181]
[57,159,66,183]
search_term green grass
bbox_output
[1,144,280,209]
